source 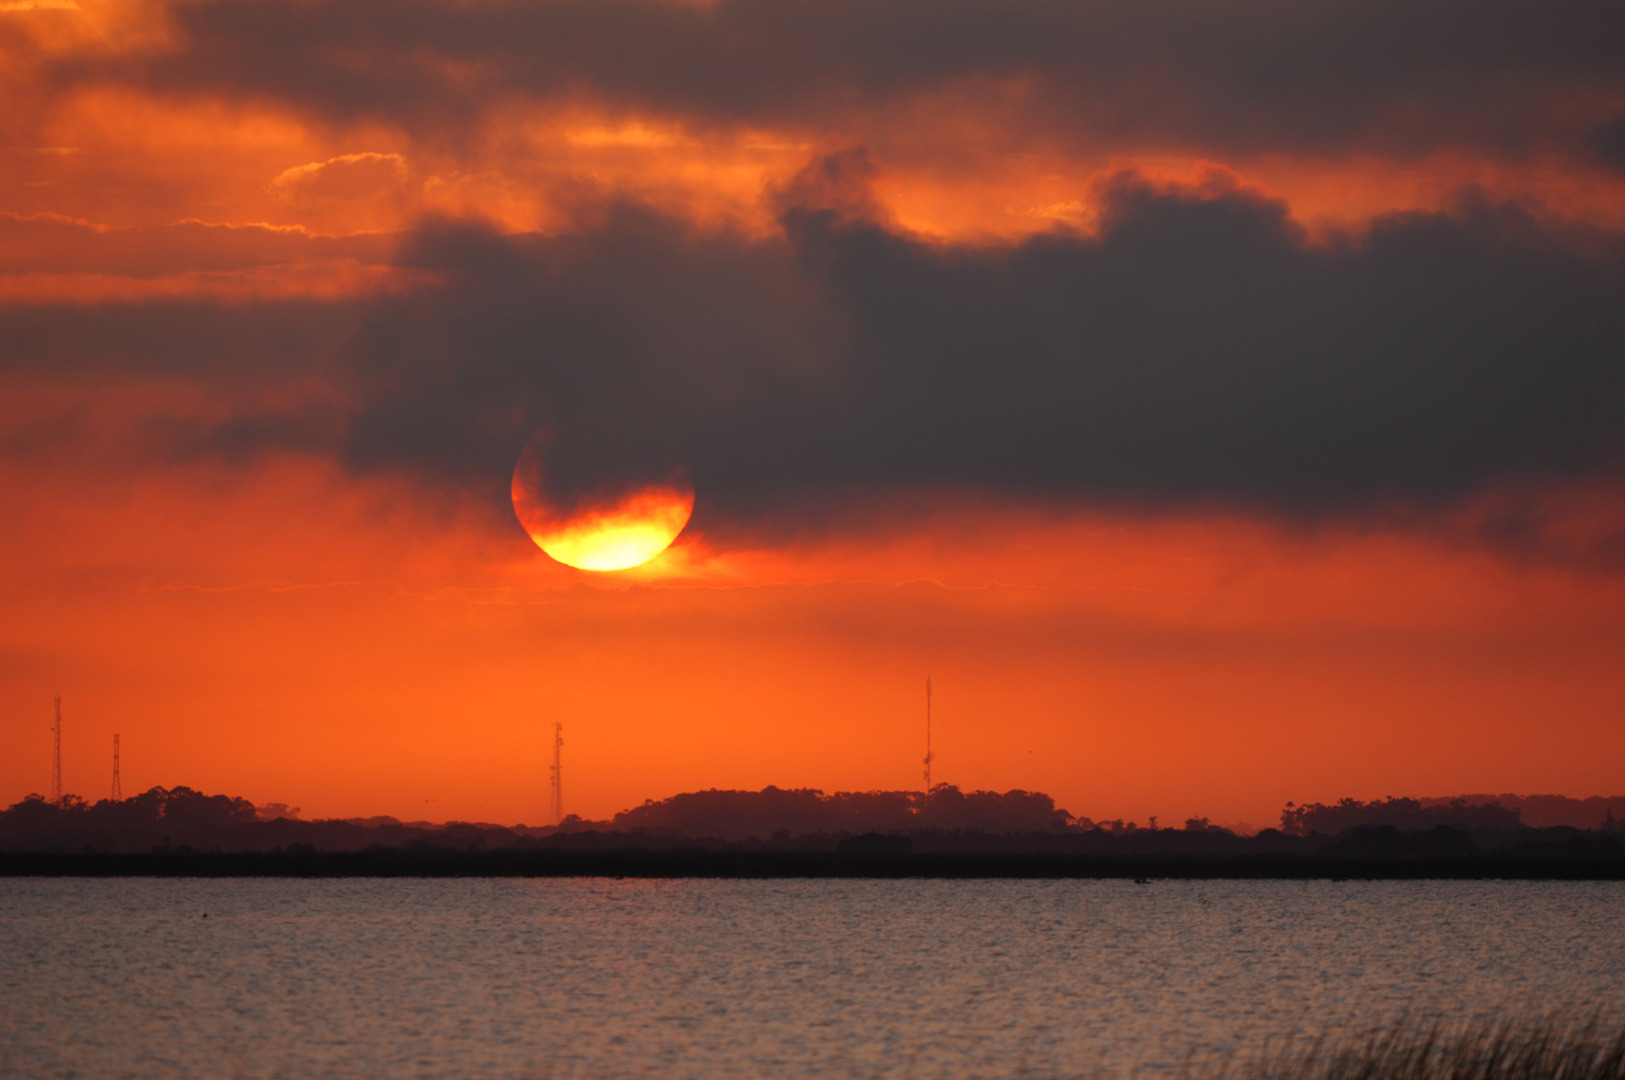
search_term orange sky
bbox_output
[5,446,1623,826]
[4,0,1625,827]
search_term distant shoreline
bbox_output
[5,850,1625,880]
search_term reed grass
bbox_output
[1213,1015,1625,1080]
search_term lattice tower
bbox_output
[51,695,62,805]
[923,676,934,794]
[549,722,564,826]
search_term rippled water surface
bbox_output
[2,879,1623,1079]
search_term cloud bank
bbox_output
[4,0,1623,544]
[8,158,1621,531]
[81,0,1625,165]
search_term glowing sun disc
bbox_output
[510,434,694,572]
[525,486,694,571]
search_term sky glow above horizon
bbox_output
[2,0,1624,826]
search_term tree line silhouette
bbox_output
[2,784,1622,861]
[1279,797,1524,836]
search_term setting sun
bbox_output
[517,484,694,571]
[509,429,694,571]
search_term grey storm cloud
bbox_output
[70,0,1625,163]
[5,156,1623,527]
[0,299,351,378]
[326,157,1625,524]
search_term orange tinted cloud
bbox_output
[8,0,1625,248]
[0,211,421,301]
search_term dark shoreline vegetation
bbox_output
[1213,1014,1625,1080]
[4,785,1624,877]
[5,849,1625,879]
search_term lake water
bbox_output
[2,879,1622,1079]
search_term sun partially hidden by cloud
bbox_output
[521,485,695,572]
[510,430,695,572]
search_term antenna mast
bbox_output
[51,694,62,806]
[922,676,934,793]
[111,734,122,801]
[549,722,564,826]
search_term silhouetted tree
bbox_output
[1280,797,1521,836]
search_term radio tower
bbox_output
[548,722,564,826]
[111,734,122,801]
[51,694,63,806]
[922,676,934,794]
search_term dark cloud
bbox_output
[339,207,840,511]
[141,407,347,467]
[0,299,354,377]
[73,0,1625,161]
[1463,494,1625,575]
[776,175,1625,511]
[320,160,1625,524]
[8,157,1623,529]
[1591,115,1625,171]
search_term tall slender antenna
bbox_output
[549,722,564,826]
[111,733,122,801]
[922,676,934,793]
[51,694,62,806]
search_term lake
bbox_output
[2,879,1622,1079]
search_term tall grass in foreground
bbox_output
[1211,1015,1625,1080]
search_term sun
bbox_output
[518,484,695,571]
[510,431,694,572]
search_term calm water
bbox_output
[2,879,1622,1079]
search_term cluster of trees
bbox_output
[0,787,487,854]
[1414,794,1625,830]
[1279,797,1525,836]
[607,784,1074,839]
[5,785,1622,858]
[1,786,257,847]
